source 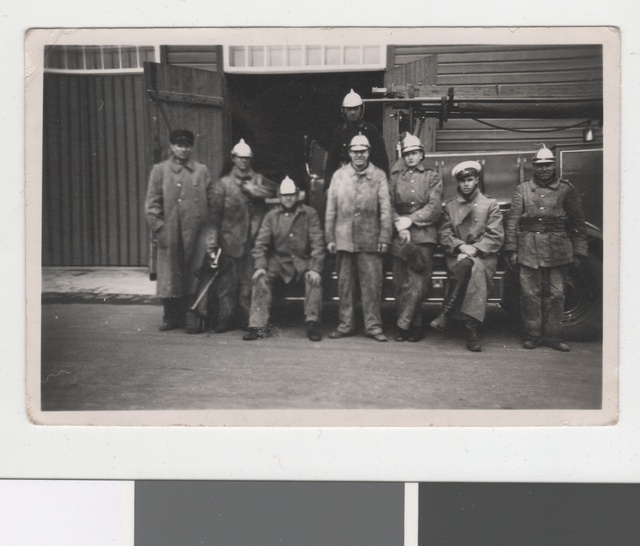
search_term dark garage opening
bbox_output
[224,71,385,188]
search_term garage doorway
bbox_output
[224,71,385,188]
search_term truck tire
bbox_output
[500,255,602,341]
[561,254,603,341]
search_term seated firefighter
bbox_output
[243,177,326,342]
[430,161,505,352]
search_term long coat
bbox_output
[145,157,214,298]
[209,167,277,258]
[389,162,443,244]
[325,162,393,253]
[504,177,587,268]
[253,204,326,283]
[438,190,505,322]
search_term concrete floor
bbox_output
[38,303,603,419]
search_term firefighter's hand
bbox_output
[398,229,411,244]
[305,270,322,287]
[327,242,337,254]
[459,244,478,257]
[378,243,389,254]
[506,251,518,268]
[395,216,412,232]
[252,268,267,282]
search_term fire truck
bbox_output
[304,86,603,340]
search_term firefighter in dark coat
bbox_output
[243,177,325,342]
[208,139,278,332]
[430,161,505,352]
[505,145,588,352]
[389,134,442,342]
[145,129,215,333]
[324,89,389,190]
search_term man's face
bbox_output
[349,147,370,170]
[232,155,252,172]
[457,174,479,196]
[402,150,423,168]
[279,192,298,209]
[343,106,363,123]
[170,141,193,162]
[533,162,556,183]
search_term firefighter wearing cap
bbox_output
[324,89,389,190]
[505,145,587,352]
[145,129,216,332]
[388,134,443,342]
[243,177,325,341]
[325,133,393,342]
[431,160,504,352]
[208,139,278,332]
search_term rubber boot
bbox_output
[306,321,322,342]
[429,278,466,332]
[464,318,482,352]
[159,298,180,331]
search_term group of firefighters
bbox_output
[145,89,588,353]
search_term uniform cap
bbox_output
[169,129,195,145]
[349,133,371,151]
[452,160,482,179]
[532,144,555,164]
[279,176,298,195]
[231,138,253,158]
[342,89,363,108]
[401,134,424,155]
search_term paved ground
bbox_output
[39,302,603,414]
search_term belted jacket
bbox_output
[325,162,393,253]
[504,177,588,268]
[389,162,442,244]
[252,204,326,283]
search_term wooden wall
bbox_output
[42,73,149,266]
[391,45,603,152]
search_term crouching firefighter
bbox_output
[243,177,326,341]
[430,161,505,352]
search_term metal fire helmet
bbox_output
[401,134,424,155]
[279,176,298,195]
[532,144,555,164]
[349,133,371,151]
[231,138,253,158]
[342,89,363,108]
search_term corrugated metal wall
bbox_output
[42,73,149,266]
[392,45,603,152]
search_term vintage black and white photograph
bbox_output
[26,27,619,426]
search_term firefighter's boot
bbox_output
[464,318,482,352]
[429,279,465,332]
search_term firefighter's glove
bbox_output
[506,251,518,268]
[305,270,322,287]
[378,243,389,254]
[327,242,337,254]
[395,217,412,232]
[252,268,267,282]
[398,229,411,244]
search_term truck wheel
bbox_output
[561,255,603,341]
[500,255,602,341]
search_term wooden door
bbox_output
[143,62,227,277]
[382,55,438,160]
